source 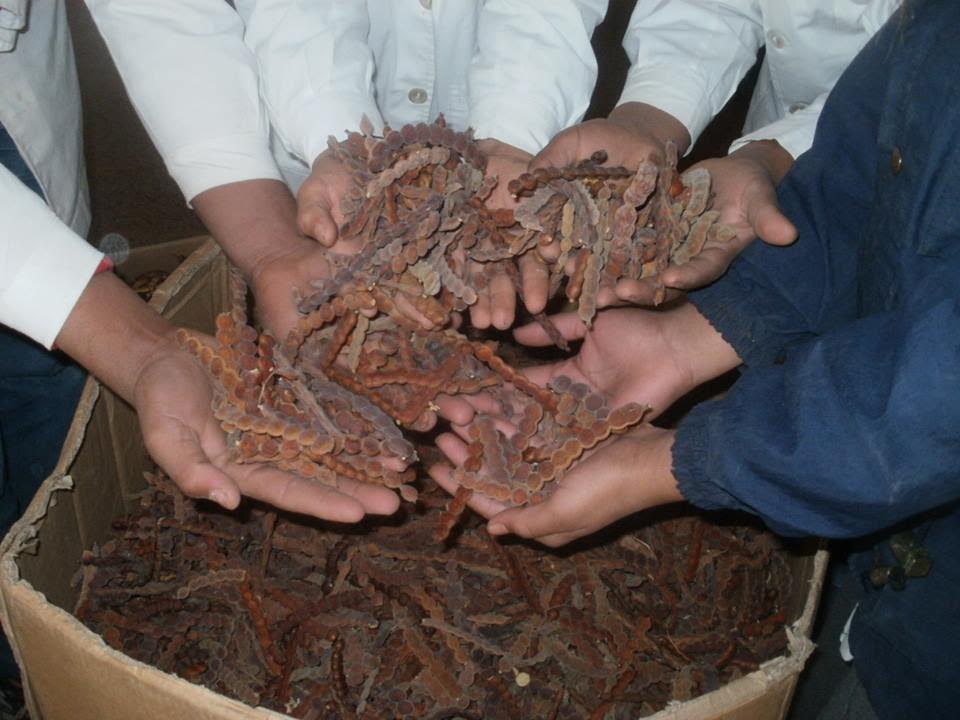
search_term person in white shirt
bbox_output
[84,0,608,333]
[0,1,389,687]
[0,1,397,546]
[1,165,402,523]
[0,0,93,551]
[534,0,901,304]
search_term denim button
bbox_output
[891,147,904,175]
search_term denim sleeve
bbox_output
[673,294,960,538]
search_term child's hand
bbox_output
[429,424,681,547]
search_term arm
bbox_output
[1,166,397,520]
[675,295,960,538]
[84,2,340,338]
[84,0,280,201]
[0,166,102,349]
[618,0,763,151]
[467,0,608,154]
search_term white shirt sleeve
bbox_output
[0,166,104,349]
[618,0,763,149]
[468,0,609,154]
[83,0,281,202]
[243,0,383,167]
[729,92,828,158]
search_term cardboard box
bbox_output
[0,237,827,720]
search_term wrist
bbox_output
[730,140,795,185]
[609,102,691,155]
[627,427,683,510]
[57,272,179,403]
[192,179,301,281]
[664,302,742,389]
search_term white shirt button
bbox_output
[408,87,428,104]
[788,102,808,113]
[766,29,787,49]
[419,0,432,9]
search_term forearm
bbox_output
[608,102,692,156]
[191,179,300,282]
[54,272,176,404]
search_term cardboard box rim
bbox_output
[0,237,827,720]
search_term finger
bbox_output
[486,502,585,547]
[426,463,509,519]
[751,202,799,246]
[488,271,517,330]
[331,476,403,515]
[144,419,242,509]
[299,204,339,247]
[614,278,669,305]
[519,252,549,315]
[537,237,561,262]
[394,294,436,330]
[660,243,747,289]
[513,311,587,347]
[436,432,470,465]
[529,129,577,170]
[469,286,493,330]
[594,286,622,310]
[434,393,479,425]
[228,463,372,521]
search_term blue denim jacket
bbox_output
[672,2,960,717]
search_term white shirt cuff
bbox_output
[618,64,716,153]
[0,177,104,349]
[729,100,825,159]
[165,133,284,202]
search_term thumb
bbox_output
[748,197,798,247]
[487,501,572,541]
[513,312,588,347]
[298,201,339,247]
[144,421,242,509]
[529,130,578,171]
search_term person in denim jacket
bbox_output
[433,2,960,716]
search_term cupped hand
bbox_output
[429,424,681,547]
[532,116,666,172]
[132,336,401,521]
[659,140,798,292]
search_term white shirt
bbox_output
[0,165,103,349]
[619,0,900,158]
[243,0,608,183]
[1,0,101,349]
[84,0,607,199]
